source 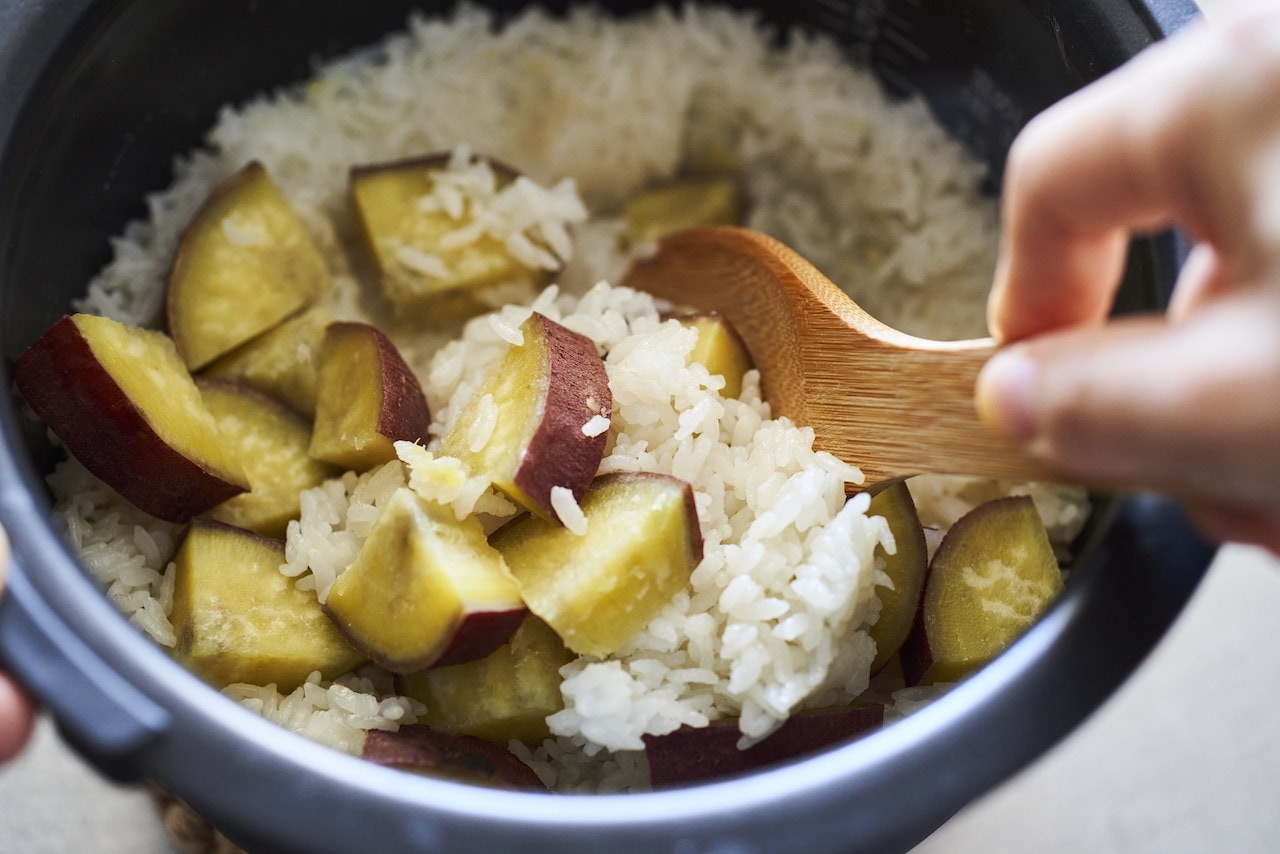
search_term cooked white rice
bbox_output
[46,3,1089,790]
[223,669,422,757]
[48,457,180,647]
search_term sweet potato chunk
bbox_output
[13,314,248,523]
[400,616,573,744]
[308,322,432,471]
[491,472,702,658]
[198,379,336,538]
[644,705,884,788]
[901,496,1063,685]
[867,481,928,673]
[167,161,329,370]
[623,177,744,244]
[363,725,546,791]
[351,152,551,315]
[673,312,753,399]
[171,519,364,691]
[324,488,527,673]
[203,305,332,416]
[439,311,610,522]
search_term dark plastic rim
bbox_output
[0,2,1212,853]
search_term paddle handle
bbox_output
[799,335,1056,487]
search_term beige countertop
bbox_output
[2,1,1274,852]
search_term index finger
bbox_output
[988,8,1277,342]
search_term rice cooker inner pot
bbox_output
[0,1,1213,853]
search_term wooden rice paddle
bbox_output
[621,226,1054,489]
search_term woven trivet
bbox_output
[149,786,246,854]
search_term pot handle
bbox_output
[0,523,170,782]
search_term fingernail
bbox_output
[976,349,1038,441]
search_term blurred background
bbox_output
[1,0,1275,851]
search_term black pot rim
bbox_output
[0,2,1213,853]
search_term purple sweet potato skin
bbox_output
[898,609,936,687]
[13,315,246,523]
[363,725,546,791]
[323,322,434,444]
[513,312,612,519]
[428,605,529,669]
[644,705,884,788]
[323,598,526,675]
[371,328,432,443]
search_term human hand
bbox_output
[976,1,1280,553]
[0,525,36,763]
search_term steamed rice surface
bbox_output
[76,4,998,340]
[281,281,890,755]
[48,3,1089,791]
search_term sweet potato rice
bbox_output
[46,4,1088,792]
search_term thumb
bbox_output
[975,291,1280,512]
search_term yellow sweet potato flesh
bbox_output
[439,315,547,509]
[168,162,329,370]
[171,519,363,691]
[491,473,701,658]
[78,314,248,494]
[402,616,573,744]
[352,157,540,312]
[680,313,753,400]
[909,496,1063,684]
[439,312,610,522]
[199,380,335,538]
[203,305,332,416]
[308,325,387,469]
[324,488,525,673]
[623,177,743,244]
[308,322,432,471]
